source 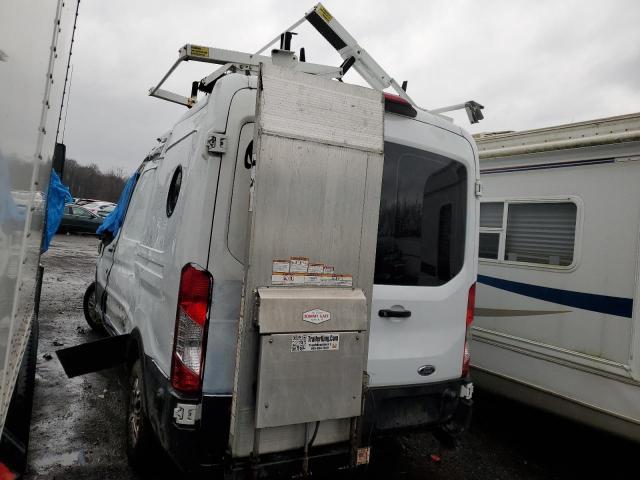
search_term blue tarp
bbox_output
[96,171,139,237]
[43,170,72,252]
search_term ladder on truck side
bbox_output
[148,3,484,123]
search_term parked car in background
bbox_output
[57,204,103,234]
[96,204,115,218]
[81,201,115,215]
[74,197,100,206]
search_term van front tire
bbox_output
[82,282,104,332]
[126,360,156,471]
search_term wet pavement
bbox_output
[27,234,140,479]
[26,234,638,479]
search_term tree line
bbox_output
[62,158,127,203]
[2,151,128,203]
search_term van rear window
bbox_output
[374,142,467,286]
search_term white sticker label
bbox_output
[303,308,331,324]
[304,274,321,285]
[271,273,285,285]
[272,259,290,273]
[289,256,309,273]
[173,403,199,425]
[283,273,305,285]
[319,273,335,285]
[291,333,340,352]
[308,263,324,274]
[356,447,371,465]
[323,265,335,274]
[336,274,353,287]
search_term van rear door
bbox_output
[368,117,477,386]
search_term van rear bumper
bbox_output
[143,355,356,475]
[142,355,230,472]
[361,379,473,438]
[144,355,471,472]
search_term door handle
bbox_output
[378,308,411,318]
[107,246,114,252]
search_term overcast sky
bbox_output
[62,0,640,173]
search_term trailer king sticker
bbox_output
[291,333,340,352]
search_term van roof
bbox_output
[143,72,468,160]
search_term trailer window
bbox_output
[506,202,576,266]
[480,202,503,228]
[479,200,577,267]
[374,142,467,286]
[479,232,499,259]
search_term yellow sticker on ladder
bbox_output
[316,4,333,23]
[190,45,210,58]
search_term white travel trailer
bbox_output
[58,4,480,477]
[471,113,640,440]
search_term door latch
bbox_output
[475,180,483,197]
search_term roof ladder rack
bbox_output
[147,2,485,123]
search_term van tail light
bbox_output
[171,263,213,394]
[462,283,476,377]
[383,92,418,118]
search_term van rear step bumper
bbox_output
[362,379,473,438]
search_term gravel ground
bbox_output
[26,234,638,479]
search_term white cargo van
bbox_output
[59,4,479,476]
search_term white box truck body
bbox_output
[0,0,79,473]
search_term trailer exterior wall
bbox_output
[471,115,640,440]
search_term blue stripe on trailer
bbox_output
[477,274,634,318]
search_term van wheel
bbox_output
[83,282,104,332]
[126,360,155,471]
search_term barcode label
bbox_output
[291,333,340,352]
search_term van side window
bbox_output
[166,165,182,217]
[479,200,577,267]
[374,142,467,286]
[120,169,155,241]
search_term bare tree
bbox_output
[63,159,128,202]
